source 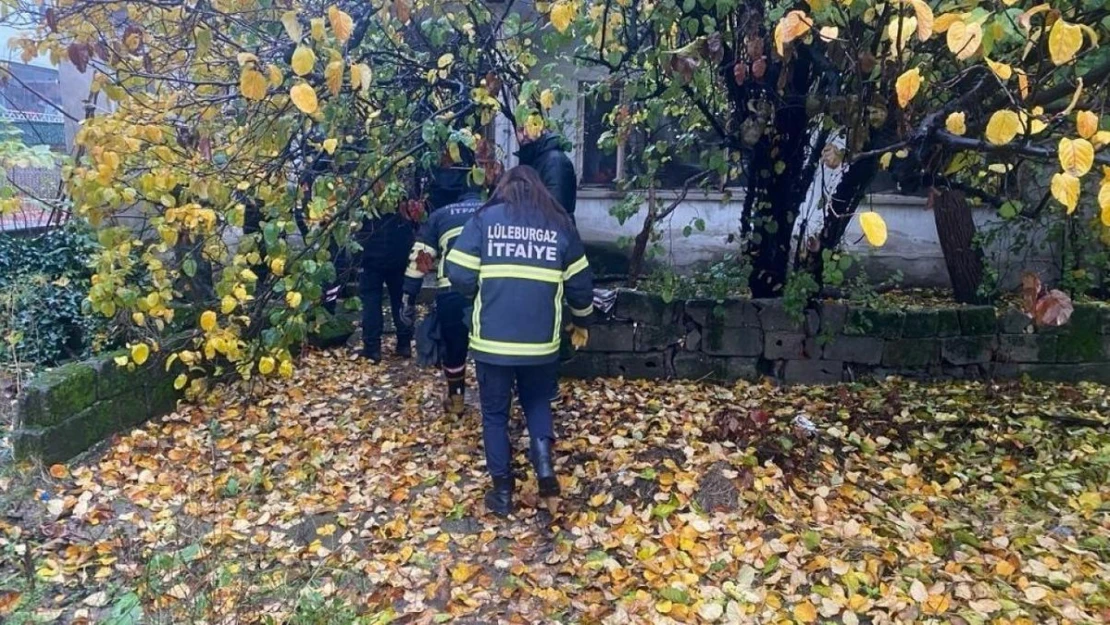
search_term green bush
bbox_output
[0,222,108,367]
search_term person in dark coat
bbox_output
[357,209,415,362]
[517,129,581,402]
[515,130,577,222]
[445,165,594,517]
[400,160,483,415]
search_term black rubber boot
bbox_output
[361,348,382,364]
[443,373,466,416]
[530,437,560,497]
[484,476,514,518]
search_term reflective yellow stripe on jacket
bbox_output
[437,227,465,283]
[473,263,567,350]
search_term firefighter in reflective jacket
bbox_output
[400,164,483,415]
[445,166,593,517]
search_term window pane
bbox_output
[580,87,619,186]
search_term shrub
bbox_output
[0,222,108,368]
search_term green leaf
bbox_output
[803,530,821,550]
[103,592,143,625]
[182,258,197,278]
[999,201,1020,219]
[660,586,691,605]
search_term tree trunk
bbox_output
[627,187,657,287]
[931,188,985,304]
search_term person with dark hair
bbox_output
[357,207,415,363]
[515,129,577,222]
[445,165,594,517]
[400,154,483,415]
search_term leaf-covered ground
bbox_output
[1,350,1108,624]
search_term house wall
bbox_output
[493,57,1052,289]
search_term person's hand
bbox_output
[565,324,589,349]
[400,295,417,328]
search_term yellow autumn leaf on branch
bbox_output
[291,46,316,76]
[540,89,556,110]
[945,112,966,135]
[946,21,982,61]
[985,110,1020,145]
[323,138,338,154]
[985,57,1012,80]
[859,212,887,247]
[290,83,318,114]
[239,69,266,101]
[200,310,217,332]
[551,1,575,33]
[887,16,917,53]
[1048,20,1083,66]
[910,0,934,41]
[933,13,962,34]
[352,63,372,96]
[259,356,275,375]
[895,68,922,108]
[1051,172,1080,214]
[1094,131,1110,150]
[1077,111,1099,140]
[775,10,812,55]
[286,291,303,308]
[328,6,354,44]
[311,17,326,41]
[267,65,283,88]
[1058,138,1094,177]
[325,60,344,96]
[130,342,150,365]
[281,11,302,42]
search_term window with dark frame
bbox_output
[579,85,620,186]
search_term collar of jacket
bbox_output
[516,132,567,162]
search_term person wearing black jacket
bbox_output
[357,210,415,362]
[515,131,577,222]
[400,163,482,415]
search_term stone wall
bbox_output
[13,352,181,463]
[561,291,1110,385]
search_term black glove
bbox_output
[400,294,417,328]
